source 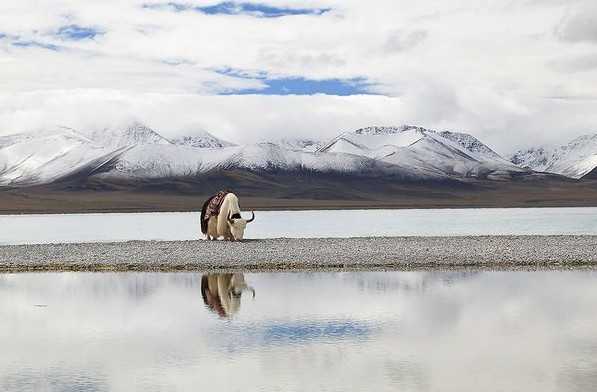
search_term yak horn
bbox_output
[227,211,234,224]
[228,285,255,298]
[246,211,255,223]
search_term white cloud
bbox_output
[556,0,597,43]
[1,0,597,153]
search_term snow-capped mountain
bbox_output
[0,127,129,186]
[510,147,552,172]
[170,130,235,148]
[510,134,597,179]
[83,122,172,149]
[268,138,323,153]
[318,126,425,157]
[109,142,420,179]
[0,123,531,186]
[318,126,523,179]
[439,131,503,161]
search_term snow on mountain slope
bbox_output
[510,147,552,172]
[318,126,522,179]
[268,138,323,153]
[439,131,504,161]
[391,133,516,179]
[108,144,235,178]
[319,126,425,157]
[108,142,423,179]
[0,122,235,184]
[225,142,417,174]
[0,123,534,186]
[82,122,172,149]
[510,134,597,179]
[0,127,129,185]
[170,130,235,148]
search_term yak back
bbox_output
[200,190,233,234]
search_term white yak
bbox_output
[202,193,255,241]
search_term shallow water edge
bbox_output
[2,207,597,245]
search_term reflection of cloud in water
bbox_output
[556,336,597,391]
[558,364,597,392]
[1,369,107,392]
[1,271,597,391]
[384,360,431,392]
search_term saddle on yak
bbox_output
[200,190,230,234]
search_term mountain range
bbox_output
[509,134,597,179]
[0,122,596,187]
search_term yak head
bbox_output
[224,273,255,315]
[227,211,255,241]
[228,273,255,298]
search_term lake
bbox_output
[1,270,596,391]
[1,207,597,245]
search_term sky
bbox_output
[1,0,597,154]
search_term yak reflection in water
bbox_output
[201,273,255,317]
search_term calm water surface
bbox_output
[1,207,597,245]
[1,270,596,391]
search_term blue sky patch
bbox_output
[162,57,194,66]
[217,69,373,95]
[257,77,372,95]
[12,40,60,51]
[144,2,329,17]
[57,25,100,40]
[216,67,373,95]
[143,2,187,11]
[198,2,330,17]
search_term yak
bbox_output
[201,192,255,241]
[201,273,255,317]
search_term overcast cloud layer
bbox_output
[1,0,597,153]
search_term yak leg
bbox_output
[206,217,219,241]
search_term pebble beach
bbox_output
[1,235,596,272]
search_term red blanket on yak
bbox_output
[200,191,230,234]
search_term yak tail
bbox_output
[200,196,212,234]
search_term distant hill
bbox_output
[510,134,597,179]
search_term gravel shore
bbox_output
[1,235,597,272]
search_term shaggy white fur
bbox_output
[217,193,242,237]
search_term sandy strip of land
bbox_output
[1,236,596,272]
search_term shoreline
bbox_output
[2,235,596,272]
[2,175,597,214]
[3,201,597,216]
[2,204,596,217]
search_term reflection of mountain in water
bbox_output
[201,273,255,318]
[347,271,481,293]
[84,273,202,299]
[0,273,202,300]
